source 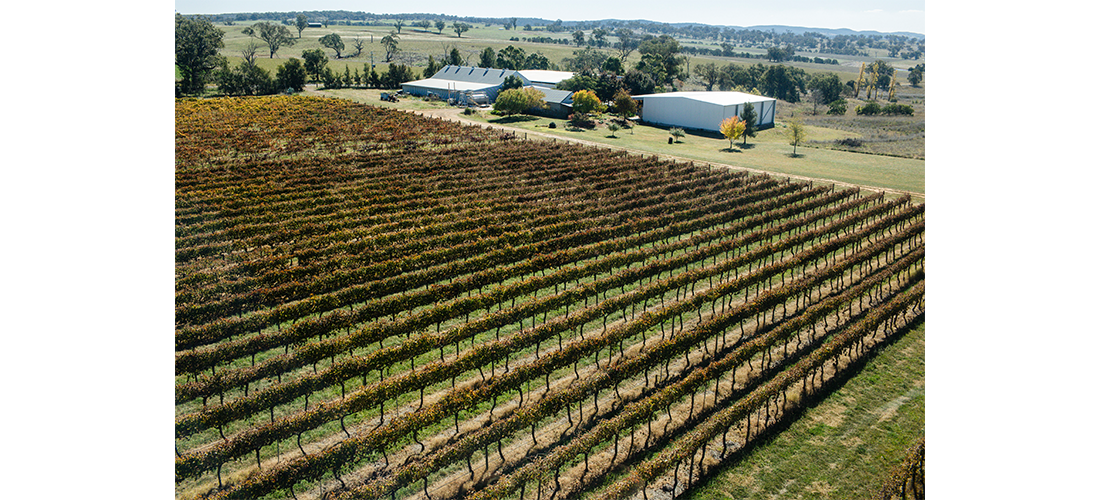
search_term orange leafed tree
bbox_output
[719,116,747,150]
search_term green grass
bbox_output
[686,322,925,500]
[443,108,924,194]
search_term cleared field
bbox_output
[175,95,925,500]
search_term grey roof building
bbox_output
[402,66,520,105]
[402,66,575,110]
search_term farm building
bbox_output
[515,70,575,88]
[402,66,575,111]
[402,66,519,105]
[528,87,574,119]
[632,91,776,133]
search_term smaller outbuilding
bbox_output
[528,87,573,119]
[632,91,777,134]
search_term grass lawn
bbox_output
[448,109,925,195]
[685,322,925,500]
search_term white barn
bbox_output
[633,91,776,133]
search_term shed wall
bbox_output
[639,96,775,133]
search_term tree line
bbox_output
[176,14,419,97]
[178,13,924,107]
[180,10,925,59]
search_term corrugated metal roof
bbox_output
[431,65,520,85]
[517,70,574,85]
[403,78,502,93]
[530,86,573,104]
[633,91,776,106]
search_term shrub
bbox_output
[568,113,596,128]
[827,99,847,115]
[836,138,863,148]
[548,121,557,129]
[494,87,546,116]
[882,103,914,116]
[669,127,685,142]
[856,102,881,116]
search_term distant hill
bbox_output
[194,11,923,40]
[737,25,924,39]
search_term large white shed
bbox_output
[633,91,776,133]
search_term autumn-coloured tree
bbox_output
[571,89,603,117]
[719,116,746,150]
[787,119,807,156]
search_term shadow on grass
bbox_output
[720,148,743,153]
[606,135,620,139]
[788,152,804,158]
[489,115,540,124]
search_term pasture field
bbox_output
[175,95,924,500]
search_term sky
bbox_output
[174,0,925,34]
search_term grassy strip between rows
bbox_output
[683,323,924,500]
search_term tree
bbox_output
[302,49,328,83]
[669,127,686,142]
[571,89,603,116]
[276,58,307,92]
[786,119,807,155]
[496,45,526,70]
[719,116,746,149]
[636,35,686,86]
[572,30,586,47]
[693,62,721,91]
[240,40,261,67]
[623,69,655,95]
[320,33,344,58]
[592,28,609,48]
[350,36,365,58]
[508,18,518,31]
[525,53,551,70]
[869,59,893,95]
[479,47,495,68]
[606,122,620,137]
[827,99,847,115]
[766,44,794,62]
[614,28,639,60]
[425,55,443,78]
[601,57,623,74]
[761,64,807,102]
[500,74,524,91]
[435,20,447,35]
[216,60,275,96]
[295,14,308,38]
[381,32,400,62]
[807,72,843,114]
[494,87,545,115]
[907,63,924,87]
[393,19,405,34]
[415,20,432,31]
[563,47,608,73]
[448,47,462,66]
[176,14,225,94]
[612,89,637,119]
[243,22,296,58]
[453,22,471,38]
[381,64,416,89]
[739,102,757,145]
